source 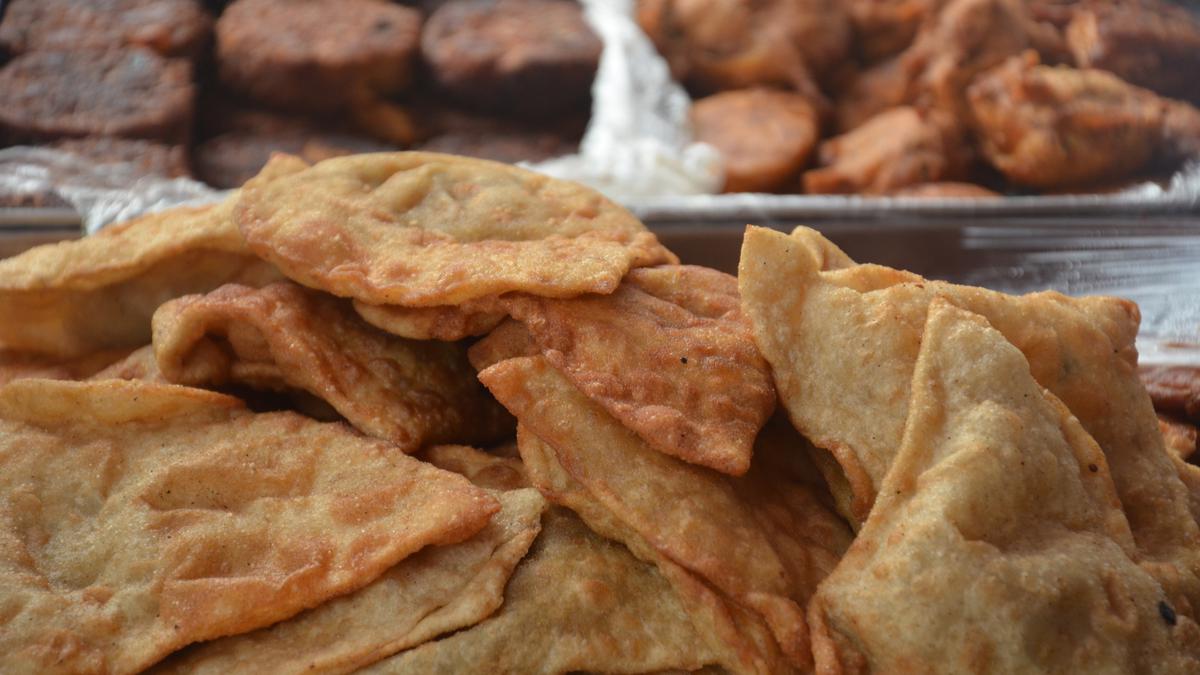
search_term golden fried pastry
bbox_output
[235,153,676,308]
[804,107,968,195]
[0,348,135,386]
[740,225,1200,628]
[690,88,820,193]
[478,354,852,671]
[151,282,513,451]
[0,378,498,674]
[364,508,735,674]
[836,0,1065,130]
[809,300,1200,674]
[967,53,1200,189]
[0,198,284,359]
[489,265,775,476]
[1067,0,1200,104]
[152,489,545,675]
[637,0,851,97]
[420,444,530,491]
[354,298,508,342]
[1161,415,1199,462]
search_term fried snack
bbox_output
[836,0,1064,131]
[235,153,676,307]
[195,129,396,190]
[690,89,820,194]
[0,48,195,145]
[51,137,191,179]
[363,508,727,674]
[89,345,164,382]
[152,488,545,675]
[804,107,968,195]
[497,265,774,476]
[420,444,530,491]
[809,300,1200,674]
[477,355,853,669]
[354,298,508,341]
[419,128,577,165]
[1161,415,1199,462]
[467,319,541,371]
[891,181,1002,198]
[0,197,285,359]
[0,348,135,386]
[0,378,498,675]
[1142,365,1200,423]
[636,0,851,96]
[421,0,601,117]
[151,282,513,452]
[968,53,1200,189]
[216,0,421,118]
[516,427,792,675]
[848,0,948,63]
[0,0,213,61]
[739,225,1200,620]
[1067,0,1200,105]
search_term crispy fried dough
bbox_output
[0,184,295,359]
[363,507,720,674]
[0,348,135,386]
[0,378,498,675]
[466,319,540,372]
[235,152,677,307]
[151,282,513,452]
[739,225,1200,622]
[477,355,852,669]
[152,488,544,675]
[809,300,1200,673]
[420,444,530,491]
[89,345,164,382]
[354,297,507,341]
[1161,415,1199,463]
[501,265,774,475]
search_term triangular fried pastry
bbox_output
[151,282,513,451]
[502,265,775,475]
[0,378,498,674]
[362,508,724,675]
[809,300,1200,674]
[477,355,852,669]
[151,489,545,675]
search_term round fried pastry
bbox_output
[235,152,677,307]
[0,0,213,61]
[421,0,602,117]
[691,88,819,193]
[215,0,422,113]
[0,49,194,145]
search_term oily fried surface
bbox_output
[967,53,1200,189]
[0,0,212,61]
[502,265,774,475]
[153,488,544,675]
[235,152,677,307]
[1161,415,1199,463]
[216,0,422,114]
[89,345,164,382]
[804,107,967,195]
[0,348,135,386]
[0,378,498,675]
[0,198,283,358]
[151,282,513,452]
[363,507,720,675]
[354,297,507,341]
[636,0,851,95]
[420,444,530,491]
[847,0,948,63]
[809,301,1200,674]
[477,355,852,669]
[1142,365,1200,423]
[1067,0,1200,105]
[690,89,820,194]
[739,225,1200,624]
[836,0,1064,131]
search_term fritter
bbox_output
[0,0,212,61]
[421,0,602,117]
[0,49,194,145]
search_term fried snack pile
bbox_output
[642,0,1200,195]
[2,151,1199,673]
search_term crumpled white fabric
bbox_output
[524,0,723,200]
